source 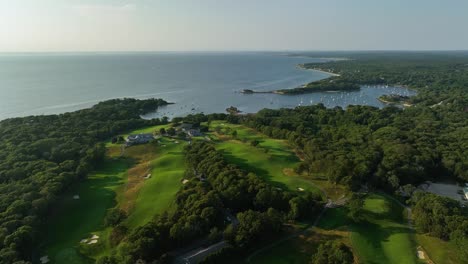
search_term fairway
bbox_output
[125,137,187,228]
[320,194,418,264]
[40,159,130,264]
[40,125,187,263]
[416,234,460,264]
[207,121,322,196]
[250,194,419,264]
[350,195,418,264]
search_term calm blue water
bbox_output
[0,52,415,120]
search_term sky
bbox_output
[1,0,467,52]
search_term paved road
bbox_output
[174,241,227,264]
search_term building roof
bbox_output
[127,133,154,141]
[463,187,468,194]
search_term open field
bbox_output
[207,121,322,197]
[249,193,419,264]
[349,194,418,264]
[416,234,460,264]
[40,158,130,264]
[40,125,186,263]
[124,137,187,228]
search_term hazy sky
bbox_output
[1,0,467,52]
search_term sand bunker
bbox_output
[144,174,152,179]
[182,179,189,184]
[40,255,50,264]
[81,234,100,245]
[73,195,80,199]
[417,250,425,259]
[297,187,305,192]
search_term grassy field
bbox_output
[40,125,186,263]
[124,137,186,228]
[207,121,322,196]
[416,234,460,264]
[249,193,419,264]
[348,194,418,264]
[40,158,130,264]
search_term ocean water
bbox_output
[0,52,415,120]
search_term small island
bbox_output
[274,78,360,95]
[226,106,241,114]
[378,94,412,106]
[240,78,360,95]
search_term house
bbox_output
[179,123,193,131]
[463,187,468,200]
[187,129,203,137]
[126,133,154,146]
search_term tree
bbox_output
[250,140,260,147]
[104,208,127,227]
[167,127,176,136]
[310,241,353,264]
[159,128,166,135]
[347,194,364,223]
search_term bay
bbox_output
[0,52,415,120]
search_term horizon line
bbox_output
[1,49,468,54]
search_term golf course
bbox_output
[206,121,323,197]
[37,121,458,264]
[249,193,420,264]
[39,125,187,263]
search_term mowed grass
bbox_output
[350,195,418,264]
[125,137,187,228]
[416,234,460,264]
[40,158,130,264]
[41,125,186,263]
[250,194,419,264]
[207,121,322,196]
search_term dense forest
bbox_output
[275,78,360,94]
[101,141,322,263]
[0,98,168,263]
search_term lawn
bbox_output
[207,121,322,197]
[124,137,187,228]
[39,158,130,264]
[39,125,187,263]
[349,194,418,264]
[249,194,419,264]
[416,234,460,264]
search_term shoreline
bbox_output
[297,64,341,77]
[240,63,342,95]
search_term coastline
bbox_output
[297,64,341,77]
[240,63,342,95]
